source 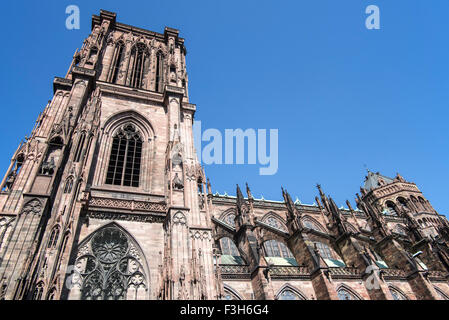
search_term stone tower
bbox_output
[0,10,215,300]
[1,10,449,301]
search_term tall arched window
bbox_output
[48,226,60,249]
[155,51,164,92]
[129,43,150,89]
[264,240,293,259]
[73,225,147,300]
[32,282,44,300]
[106,124,142,187]
[74,132,86,163]
[110,42,125,84]
[64,177,74,194]
[47,287,57,300]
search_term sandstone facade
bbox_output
[0,10,448,300]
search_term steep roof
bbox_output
[363,171,395,191]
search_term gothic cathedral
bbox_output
[0,10,449,301]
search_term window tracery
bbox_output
[106,124,142,187]
[73,226,147,300]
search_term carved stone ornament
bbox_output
[21,199,43,216]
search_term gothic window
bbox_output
[264,240,293,258]
[220,237,239,256]
[111,42,125,84]
[302,217,324,233]
[105,124,142,187]
[61,233,70,258]
[74,132,86,163]
[262,214,288,232]
[32,282,44,300]
[48,226,60,249]
[129,43,150,89]
[73,225,147,300]
[385,201,398,216]
[315,242,333,260]
[389,287,408,300]
[47,288,57,300]
[220,212,236,228]
[64,177,74,194]
[337,287,360,300]
[155,51,164,92]
[278,288,305,300]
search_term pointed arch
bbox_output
[127,42,150,89]
[99,111,155,190]
[48,225,61,249]
[72,222,150,300]
[336,284,363,300]
[260,212,288,232]
[301,215,326,233]
[46,287,57,300]
[155,50,165,92]
[63,176,74,194]
[276,284,308,300]
[109,40,125,84]
[388,285,409,300]
[222,285,243,300]
[219,209,237,228]
[32,281,45,300]
[103,110,155,140]
[74,131,87,163]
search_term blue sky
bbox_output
[0,1,448,215]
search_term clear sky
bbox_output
[0,1,448,215]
